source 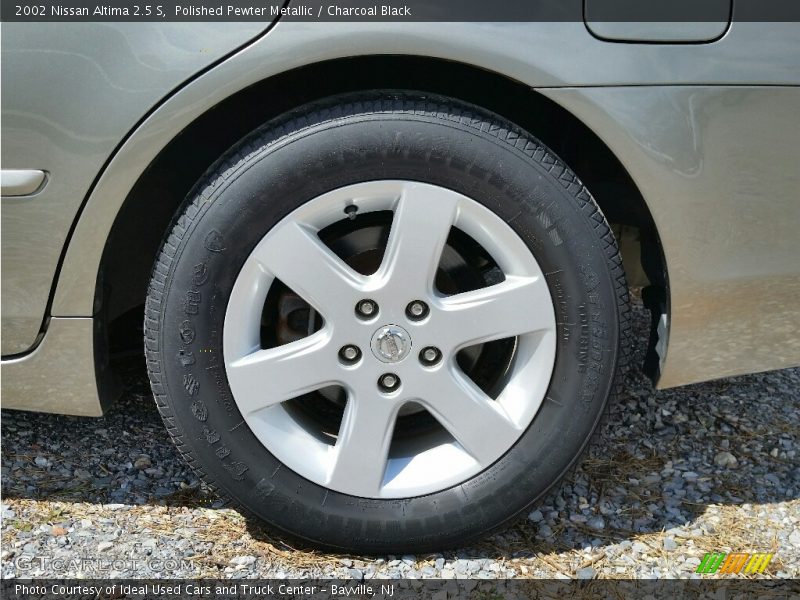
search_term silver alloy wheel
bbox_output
[223,181,557,499]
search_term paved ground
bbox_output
[2,295,798,579]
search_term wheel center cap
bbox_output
[371,324,412,363]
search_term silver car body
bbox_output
[2,18,800,415]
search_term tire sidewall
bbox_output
[153,99,621,551]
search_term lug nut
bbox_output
[420,346,442,366]
[339,345,361,364]
[356,299,378,319]
[406,300,429,320]
[378,373,400,392]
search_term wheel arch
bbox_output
[88,55,668,401]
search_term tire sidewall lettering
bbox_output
[152,98,624,550]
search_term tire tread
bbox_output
[144,91,632,548]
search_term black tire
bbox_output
[145,92,630,553]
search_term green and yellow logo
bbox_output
[696,552,774,574]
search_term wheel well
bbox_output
[100,55,667,380]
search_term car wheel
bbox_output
[145,92,630,553]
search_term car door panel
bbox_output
[1,21,276,355]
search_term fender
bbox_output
[51,20,800,389]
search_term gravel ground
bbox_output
[2,294,798,580]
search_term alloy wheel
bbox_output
[223,180,557,498]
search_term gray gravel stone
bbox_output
[528,509,544,522]
[587,517,605,530]
[714,451,738,468]
[346,568,363,580]
[133,456,152,470]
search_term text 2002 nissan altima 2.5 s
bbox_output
[2,2,800,553]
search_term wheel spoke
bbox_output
[253,221,365,319]
[226,333,338,416]
[326,394,400,497]
[438,275,552,350]
[379,183,460,294]
[419,369,521,465]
